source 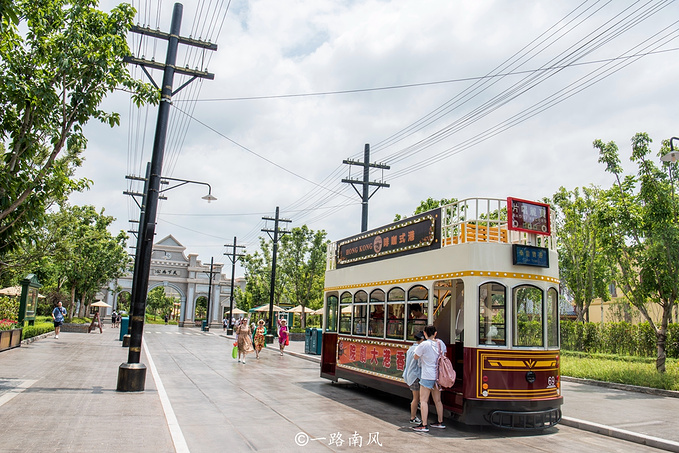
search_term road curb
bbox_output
[561,416,679,452]
[562,376,679,399]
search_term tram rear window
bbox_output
[479,282,506,346]
[513,285,543,347]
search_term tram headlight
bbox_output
[482,390,489,397]
[525,371,536,383]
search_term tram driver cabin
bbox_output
[320,197,562,429]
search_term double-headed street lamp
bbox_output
[160,176,217,202]
[661,137,679,219]
[661,137,679,324]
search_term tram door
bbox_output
[433,279,464,384]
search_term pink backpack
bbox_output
[436,340,456,389]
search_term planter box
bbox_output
[289,332,305,341]
[60,323,89,333]
[0,328,23,352]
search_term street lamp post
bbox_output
[661,137,679,324]
[117,175,216,392]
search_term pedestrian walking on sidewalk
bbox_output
[277,318,289,356]
[52,302,67,339]
[235,318,254,364]
[253,319,267,359]
[411,325,446,432]
[404,330,425,425]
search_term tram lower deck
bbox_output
[320,199,562,429]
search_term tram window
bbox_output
[386,303,405,339]
[513,285,543,347]
[547,287,559,348]
[369,289,385,337]
[339,291,352,334]
[326,294,338,332]
[386,287,405,340]
[479,282,506,346]
[406,285,428,341]
[353,304,367,336]
[353,291,368,335]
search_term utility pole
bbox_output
[224,237,245,335]
[342,143,390,232]
[119,162,151,347]
[262,207,291,338]
[117,2,217,392]
[203,257,220,331]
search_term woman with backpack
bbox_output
[411,324,446,432]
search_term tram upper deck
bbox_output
[325,197,558,291]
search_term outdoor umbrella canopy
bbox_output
[252,304,286,312]
[0,286,46,298]
[286,305,315,314]
[312,308,324,315]
[90,301,112,308]
[224,307,246,315]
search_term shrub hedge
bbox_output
[22,322,54,340]
[561,320,679,358]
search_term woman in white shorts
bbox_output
[411,324,446,432]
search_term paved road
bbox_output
[0,324,675,452]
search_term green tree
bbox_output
[550,186,611,322]
[394,197,457,221]
[238,239,273,313]
[594,133,679,372]
[0,0,156,258]
[47,205,129,318]
[146,286,174,320]
[278,226,328,328]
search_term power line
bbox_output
[172,48,678,103]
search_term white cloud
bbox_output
[70,0,679,273]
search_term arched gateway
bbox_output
[100,235,245,328]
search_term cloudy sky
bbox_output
[69,0,679,276]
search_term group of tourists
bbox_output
[403,324,447,433]
[110,311,123,328]
[233,317,289,364]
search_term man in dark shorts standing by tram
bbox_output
[404,330,425,424]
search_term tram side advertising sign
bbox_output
[336,209,441,268]
[507,197,551,235]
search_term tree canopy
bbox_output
[594,132,679,372]
[0,0,156,258]
[237,226,328,328]
[549,186,611,322]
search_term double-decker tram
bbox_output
[320,197,562,429]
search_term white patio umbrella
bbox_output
[90,301,112,308]
[0,286,46,298]
[312,308,324,315]
[286,305,315,314]
[254,304,286,312]
[225,307,246,315]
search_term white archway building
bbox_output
[101,235,245,327]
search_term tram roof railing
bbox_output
[440,197,555,250]
[326,197,556,270]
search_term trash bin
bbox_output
[201,320,208,331]
[119,317,129,341]
[313,329,323,355]
[304,328,312,354]
[308,328,318,355]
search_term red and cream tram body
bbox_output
[320,197,562,429]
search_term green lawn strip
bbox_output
[562,351,679,391]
